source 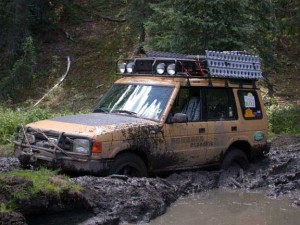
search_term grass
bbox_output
[7,169,81,194]
[0,143,13,157]
[0,168,82,212]
[0,105,75,150]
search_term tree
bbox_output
[121,0,160,43]
[145,0,275,57]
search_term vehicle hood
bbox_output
[27,113,159,137]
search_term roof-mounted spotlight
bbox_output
[126,62,134,73]
[167,63,176,75]
[119,63,127,74]
[156,63,166,74]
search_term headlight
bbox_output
[119,63,126,74]
[167,63,176,75]
[25,134,35,144]
[73,139,90,154]
[127,62,134,73]
[156,63,166,74]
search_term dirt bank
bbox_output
[0,135,299,225]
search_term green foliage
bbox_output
[0,105,72,145]
[145,0,275,56]
[120,0,160,43]
[0,36,37,100]
[0,203,11,213]
[0,0,85,101]
[273,0,300,57]
[267,102,300,134]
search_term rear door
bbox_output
[204,87,239,163]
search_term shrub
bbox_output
[267,102,300,134]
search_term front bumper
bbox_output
[14,126,112,175]
[14,144,112,175]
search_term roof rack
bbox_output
[205,50,262,79]
[117,50,263,80]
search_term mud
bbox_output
[0,135,299,225]
[218,135,300,199]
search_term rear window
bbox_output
[238,90,262,120]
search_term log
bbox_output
[33,57,71,107]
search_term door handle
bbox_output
[231,126,237,131]
[199,128,206,133]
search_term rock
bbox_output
[0,157,20,172]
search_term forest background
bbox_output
[0,0,299,152]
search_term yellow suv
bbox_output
[14,50,269,176]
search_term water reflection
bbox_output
[150,189,299,225]
[26,209,94,225]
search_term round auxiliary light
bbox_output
[167,63,176,75]
[127,62,134,73]
[156,63,166,74]
[119,63,126,74]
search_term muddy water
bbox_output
[27,189,299,225]
[149,189,300,225]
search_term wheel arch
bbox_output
[113,149,149,169]
[225,140,252,160]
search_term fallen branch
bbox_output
[100,15,126,23]
[33,56,71,107]
[230,177,242,188]
[62,30,75,41]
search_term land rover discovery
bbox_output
[14,50,269,176]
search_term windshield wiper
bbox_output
[113,110,137,115]
[93,107,109,113]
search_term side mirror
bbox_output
[172,113,188,123]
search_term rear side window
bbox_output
[238,90,262,120]
[205,88,237,121]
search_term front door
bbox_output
[159,87,208,170]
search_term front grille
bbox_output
[23,128,73,151]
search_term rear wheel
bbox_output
[221,147,250,170]
[109,152,148,177]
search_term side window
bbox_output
[238,90,262,120]
[172,88,202,122]
[205,88,237,121]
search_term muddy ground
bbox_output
[0,135,299,225]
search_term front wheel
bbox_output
[109,153,148,177]
[221,147,250,170]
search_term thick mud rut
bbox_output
[0,135,299,225]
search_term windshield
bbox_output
[94,84,174,121]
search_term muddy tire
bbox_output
[109,153,148,177]
[221,148,250,170]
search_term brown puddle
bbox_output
[149,189,299,225]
